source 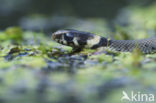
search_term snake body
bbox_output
[52,29,156,54]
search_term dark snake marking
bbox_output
[52,29,156,54]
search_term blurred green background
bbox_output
[0,0,156,103]
[0,0,155,32]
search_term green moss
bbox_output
[89,54,113,63]
[5,27,23,41]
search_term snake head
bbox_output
[52,29,94,48]
[52,29,107,49]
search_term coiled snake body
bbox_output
[52,29,156,54]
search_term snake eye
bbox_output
[64,33,74,41]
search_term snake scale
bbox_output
[52,29,156,54]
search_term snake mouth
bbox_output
[52,33,65,44]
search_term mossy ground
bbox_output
[0,4,156,103]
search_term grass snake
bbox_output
[52,29,156,54]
